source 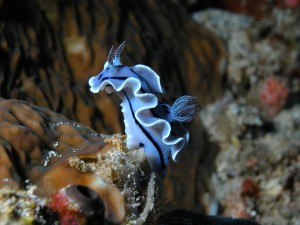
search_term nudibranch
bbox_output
[89,41,199,175]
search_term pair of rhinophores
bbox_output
[89,41,199,176]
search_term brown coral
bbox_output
[0,97,160,224]
[0,97,104,185]
[0,97,127,223]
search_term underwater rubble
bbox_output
[197,7,300,225]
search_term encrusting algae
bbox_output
[0,187,51,225]
[67,135,156,224]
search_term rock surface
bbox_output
[198,8,300,225]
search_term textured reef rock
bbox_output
[198,7,300,225]
[0,187,52,225]
[0,97,158,224]
[201,94,300,224]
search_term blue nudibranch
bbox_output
[89,41,199,175]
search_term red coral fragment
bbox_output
[49,189,83,225]
[241,178,260,198]
[48,185,105,225]
[259,76,289,117]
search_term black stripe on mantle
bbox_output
[123,91,166,170]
